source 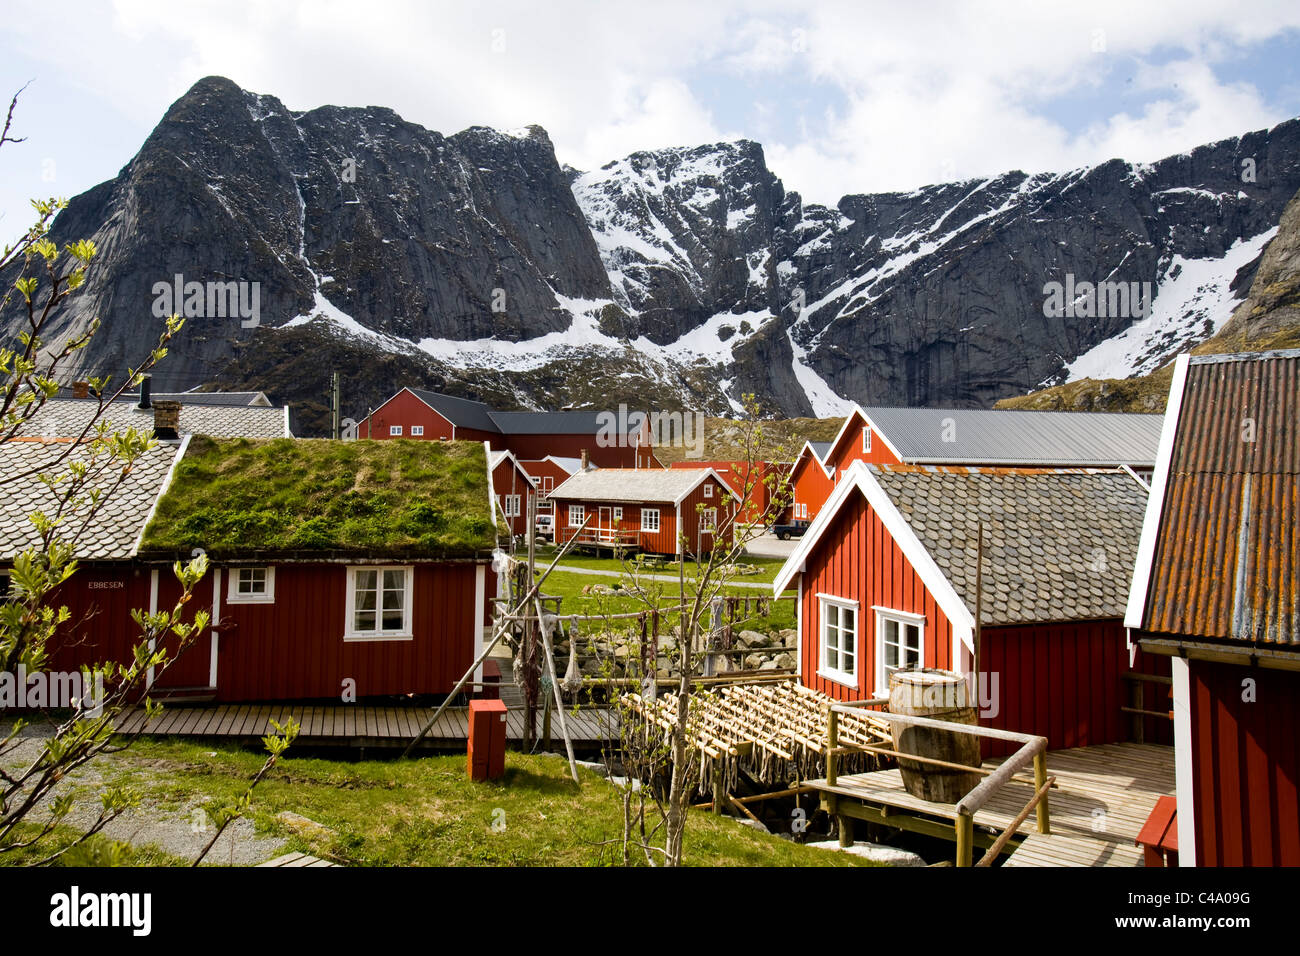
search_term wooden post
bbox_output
[838,811,853,848]
[712,761,725,814]
[1130,679,1145,744]
[542,691,552,752]
[956,811,974,867]
[826,708,839,787]
[1033,751,1051,834]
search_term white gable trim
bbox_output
[793,439,834,479]
[824,404,905,468]
[131,434,192,557]
[483,441,498,529]
[1171,656,1197,865]
[773,461,975,664]
[1125,353,1190,629]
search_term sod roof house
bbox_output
[1125,349,1300,866]
[132,437,497,701]
[38,391,291,440]
[550,468,739,556]
[774,460,1168,753]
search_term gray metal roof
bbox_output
[809,441,832,462]
[861,406,1163,467]
[34,399,290,439]
[551,468,721,504]
[0,440,181,561]
[871,465,1149,625]
[405,388,636,436]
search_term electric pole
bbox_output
[331,371,340,440]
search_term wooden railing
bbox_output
[558,527,639,548]
[1121,671,1173,743]
[826,698,1051,867]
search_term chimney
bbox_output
[152,400,181,441]
[137,374,152,409]
[72,381,89,399]
[580,448,589,471]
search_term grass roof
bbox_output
[140,437,496,559]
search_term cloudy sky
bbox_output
[2,0,1299,236]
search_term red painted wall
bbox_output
[491,457,533,536]
[824,411,903,478]
[788,451,834,523]
[1188,659,1300,866]
[798,491,958,701]
[361,389,490,443]
[979,621,1172,756]
[671,460,788,524]
[214,562,482,702]
[519,459,571,512]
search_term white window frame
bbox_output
[410,425,424,436]
[500,494,521,517]
[345,566,414,642]
[704,483,713,498]
[613,506,623,523]
[389,425,403,436]
[641,507,660,532]
[862,426,872,453]
[568,504,585,526]
[817,594,859,687]
[227,566,275,604]
[873,606,926,695]
[701,508,717,532]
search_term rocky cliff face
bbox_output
[5,75,1300,434]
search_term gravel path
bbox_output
[2,720,285,865]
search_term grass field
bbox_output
[8,739,870,867]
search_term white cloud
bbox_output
[1,0,1298,227]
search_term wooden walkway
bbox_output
[117,702,616,751]
[257,852,339,868]
[805,742,1174,867]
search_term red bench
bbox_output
[1135,795,1179,867]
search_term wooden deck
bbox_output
[117,702,616,751]
[805,742,1174,867]
[257,852,339,868]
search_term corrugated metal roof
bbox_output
[551,468,717,504]
[872,464,1149,626]
[1140,350,1299,646]
[861,406,1164,467]
[37,399,289,439]
[408,388,502,433]
[406,389,636,437]
[809,441,832,462]
[0,440,180,561]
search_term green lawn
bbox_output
[71,739,867,867]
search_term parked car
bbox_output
[534,514,554,541]
[772,519,810,541]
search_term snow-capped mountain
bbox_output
[5,75,1299,434]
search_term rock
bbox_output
[737,630,766,649]
[744,653,764,670]
[758,660,780,671]
[775,653,796,670]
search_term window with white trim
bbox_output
[613,506,623,523]
[568,504,585,526]
[500,494,521,517]
[862,426,872,453]
[700,508,717,532]
[641,508,660,532]
[345,566,414,641]
[227,566,275,604]
[875,607,924,694]
[818,596,857,685]
[410,425,424,436]
[389,425,402,436]
[704,483,713,498]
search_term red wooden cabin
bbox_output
[550,468,738,556]
[786,440,835,524]
[1126,350,1300,867]
[357,387,658,467]
[488,447,536,537]
[518,455,593,515]
[774,461,1170,754]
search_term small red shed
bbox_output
[487,446,536,537]
[1126,349,1300,867]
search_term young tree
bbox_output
[0,88,209,862]
[588,395,794,866]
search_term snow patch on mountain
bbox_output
[1064,227,1277,381]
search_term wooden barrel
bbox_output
[889,668,983,804]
